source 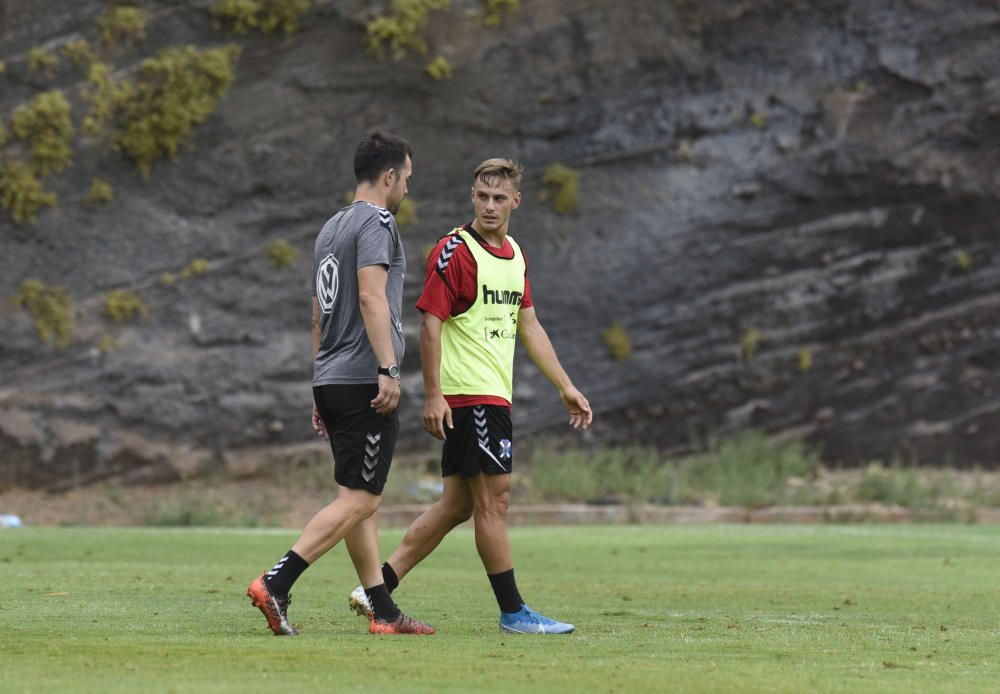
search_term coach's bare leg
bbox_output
[385,475,474,580]
[468,473,513,573]
[292,486,382,564]
[345,513,383,588]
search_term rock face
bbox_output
[1,0,998,489]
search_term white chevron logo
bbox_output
[436,237,463,271]
[367,433,381,444]
[479,441,507,471]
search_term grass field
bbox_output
[2,525,999,693]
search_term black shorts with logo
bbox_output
[441,405,514,478]
[313,384,398,495]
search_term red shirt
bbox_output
[416,223,533,409]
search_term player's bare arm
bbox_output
[310,296,329,440]
[420,311,453,440]
[517,306,593,430]
[358,264,400,415]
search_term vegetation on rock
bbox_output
[105,289,149,322]
[27,47,59,77]
[0,160,57,224]
[112,45,241,176]
[85,177,113,207]
[99,6,148,46]
[425,55,453,80]
[11,90,74,176]
[482,0,519,26]
[367,0,451,61]
[540,163,579,214]
[14,279,73,347]
[180,258,211,279]
[63,39,97,70]
[602,323,632,361]
[264,239,299,269]
[213,0,312,35]
[394,198,418,227]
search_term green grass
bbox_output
[2,526,999,692]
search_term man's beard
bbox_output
[387,196,401,215]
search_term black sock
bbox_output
[382,562,399,594]
[366,583,401,622]
[488,568,524,614]
[263,549,309,597]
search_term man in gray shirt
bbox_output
[247,129,433,636]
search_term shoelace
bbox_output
[517,608,546,625]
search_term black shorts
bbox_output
[313,384,398,495]
[441,405,513,478]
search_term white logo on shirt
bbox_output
[316,253,339,313]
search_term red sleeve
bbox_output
[520,246,533,309]
[416,235,478,320]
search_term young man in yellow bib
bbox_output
[349,158,593,634]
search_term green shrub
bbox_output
[180,258,211,279]
[394,198,418,227]
[0,61,6,74]
[27,47,59,77]
[528,443,667,502]
[105,289,149,322]
[14,279,73,348]
[482,0,519,26]
[85,177,113,207]
[264,239,299,269]
[741,327,761,361]
[98,335,118,352]
[99,6,148,46]
[213,0,312,35]
[366,0,451,61]
[0,121,6,147]
[602,323,632,361]
[0,160,57,224]
[540,163,579,214]
[63,39,96,70]
[81,61,122,136]
[798,347,812,372]
[677,432,821,507]
[425,55,453,80]
[113,45,241,176]
[11,90,74,175]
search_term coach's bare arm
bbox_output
[516,306,592,430]
[358,265,400,415]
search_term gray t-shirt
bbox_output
[311,201,406,385]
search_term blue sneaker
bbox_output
[499,605,574,634]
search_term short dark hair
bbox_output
[354,128,412,184]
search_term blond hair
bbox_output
[473,158,524,189]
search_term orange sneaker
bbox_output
[246,573,298,636]
[369,611,435,635]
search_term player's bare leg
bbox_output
[468,472,574,635]
[388,475,474,579]
[293,486,381,562]
[350,475,472,618]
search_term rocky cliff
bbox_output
[1,0,998,490]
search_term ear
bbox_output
[511,191,522,209]
[383,168,396,188]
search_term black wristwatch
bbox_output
[377,364,400,378]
